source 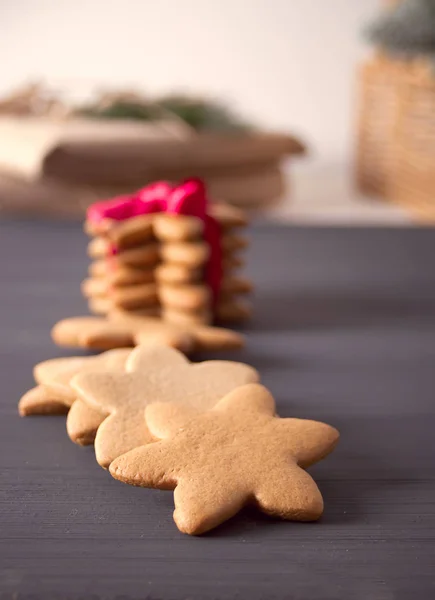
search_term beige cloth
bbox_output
[0,116,304,185]
[0,115,302,215]
[0,164,285,217]
[0,117,192,182]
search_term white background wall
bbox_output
[1,0,380,164]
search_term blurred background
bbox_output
[0,0,433,225]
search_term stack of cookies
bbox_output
[84,214,160,317]
[154,202,252,326]
[22,178,340,536]
[19,343,339,536]
[82,179,252,327]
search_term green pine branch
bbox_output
[366,0,435,57]
[76,95,252,132]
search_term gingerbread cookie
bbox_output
[19,349,132,444]
[107,267,155,287]
[155,263,202,285]
[158,283,211,312]
[153,203,248,242]
[110,384,339,535]
[216,299,253,323]
[85,267,155,289]
[51,313,244,353]
[220,276,253,295]
[161,307,212,327]
[222,255,245,271]
[82,179,252,326]
[19,385,70,416]
[66,398,106,446]
[88,241,160,268]
[87,282,159,310]
[101,214,155,250]
[208,202,248,229]
[88,297,160,317]
[71,344,259,468]
[83,277,158,298]
[164,298,253,327]
[87,297,115,315]
[153,213,204,242]
[159,240,209,269]
[220,234,249,253]
[156,277,252,314]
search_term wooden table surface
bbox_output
[1,220,434,600]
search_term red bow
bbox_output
[87,179,208,222]
[87,179,222,302]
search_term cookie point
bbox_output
[173,508,210,536]
[308,495,324,521]
[109,462,120,477]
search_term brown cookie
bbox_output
[87,237,114,258]
[157,278,252,315]
[19,386,70,416]
[155,264,202,285]
[88,236,154,259]
[209,202,248,229]
[84,218,109,237]
[219,276,253,295]
[153,205,248,242]
[110,384,339,535]
[94,244,160,268]
[221,234,249,253]
[216,299,253,323]
[159,237,248,268]
[161,307,212,327]
[82,277,108,298]
[106,282,158,306]
[158,283,211,312]
[222,255,245,271]
[19,349,131,444]
[106,267,155,287]
[88,261,156,287]
[88,297,160,317]
[88,282,158,309]
[83,269,155,295]
[103,214,155,249]
[108,306,162,318]
[160,241,209,268]
[88,260,115,278]
[89,249,244,282]
[51,314,245,353]
[72,344,259,468]
[87,297,113,315]
[66,398,106,446]
[88,296,161,317]
[20,355,107,415]
[153,213,203,242]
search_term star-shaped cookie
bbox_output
[51,313,244,353]
[110,384,339,535]
[19,349,131,445]
[71,344,259,469]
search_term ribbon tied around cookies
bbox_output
[87,179,222,302]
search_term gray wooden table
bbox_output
[1,220,434,600]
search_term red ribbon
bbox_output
[87,181,172,222]
[87,179,223,302]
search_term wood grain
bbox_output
[0,220,434,599]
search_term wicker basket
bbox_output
[356,56,400,196]
[356,54,435,222]
[391,67,435,221]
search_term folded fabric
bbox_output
[0,163,285,217]
[0,117,192,182]
[0,116,304,186]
